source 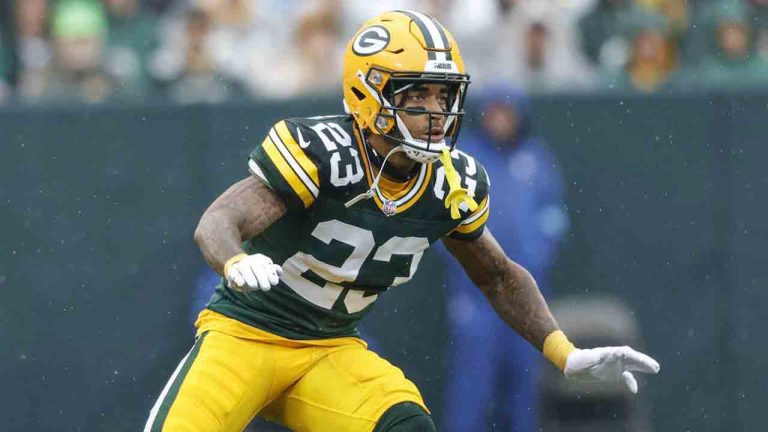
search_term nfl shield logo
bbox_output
[382,199,397,216]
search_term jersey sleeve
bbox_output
[447,161,491,241]
[248,119,323,210]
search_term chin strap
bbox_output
[345,145,404,210]
[439,148,478,219]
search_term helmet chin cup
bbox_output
[393,110,447,163]
[401,140,446,163]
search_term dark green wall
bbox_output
[1,94,765,431]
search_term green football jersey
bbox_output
[206,115,490,339]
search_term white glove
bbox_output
[225,253,282,292]
[564,346,660,394]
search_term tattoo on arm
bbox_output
[193,176,287,275]
[442,229,559,350]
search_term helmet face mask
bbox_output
[343,10,471,163]
[374,70,469,162]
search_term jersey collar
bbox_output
[353,125,433,215]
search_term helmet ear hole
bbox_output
[351,86,366,101]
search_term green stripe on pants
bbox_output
[146,331,208,432]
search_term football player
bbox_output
[145,10,660,432]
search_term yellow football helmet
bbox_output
[342,10,470,163]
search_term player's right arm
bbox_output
[194,176,287,276]
[195,118,326,291]
[194,177,287,291]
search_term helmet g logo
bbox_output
[352,26,390,56]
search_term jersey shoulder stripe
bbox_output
[273,121,319,188]
[452,195,490,235]
[249,115,366,209]
[249,119,325,209]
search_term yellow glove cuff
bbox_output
[543,330,577,370]
[223,253,248,275]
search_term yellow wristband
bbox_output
[543,330,577,370]
[223,253,248,275]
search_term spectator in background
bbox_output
[463,0,595,93]
[155,7,241,104]
[692,0,768,90]
[239,3,343,99]
[636,0,691,35]
[0,44,8,103]
[291,7,342,95]
[144,0,176,14]
[151,0,297,100]
[196,0,318,98]
[579,0,631,68]
[24,0,140,104]
[749,0,768,58]
[195,0,264,93]
[272,7,342,97]
[15,0,53,100]
[102,0,158,98]
[603,8,680,93]
[442,86,568,432]
[580,0,662,73]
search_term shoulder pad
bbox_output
[249,116,366,209]
[285,115,357,155]
[286,116,366,191]
[247,117,326,209]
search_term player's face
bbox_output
[394,83,449,143]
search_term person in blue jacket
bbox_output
[442,85,569,432]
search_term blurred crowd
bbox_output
[1,0,767,105]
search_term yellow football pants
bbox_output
[144,310,427,432]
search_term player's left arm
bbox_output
[442,229,661,393]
